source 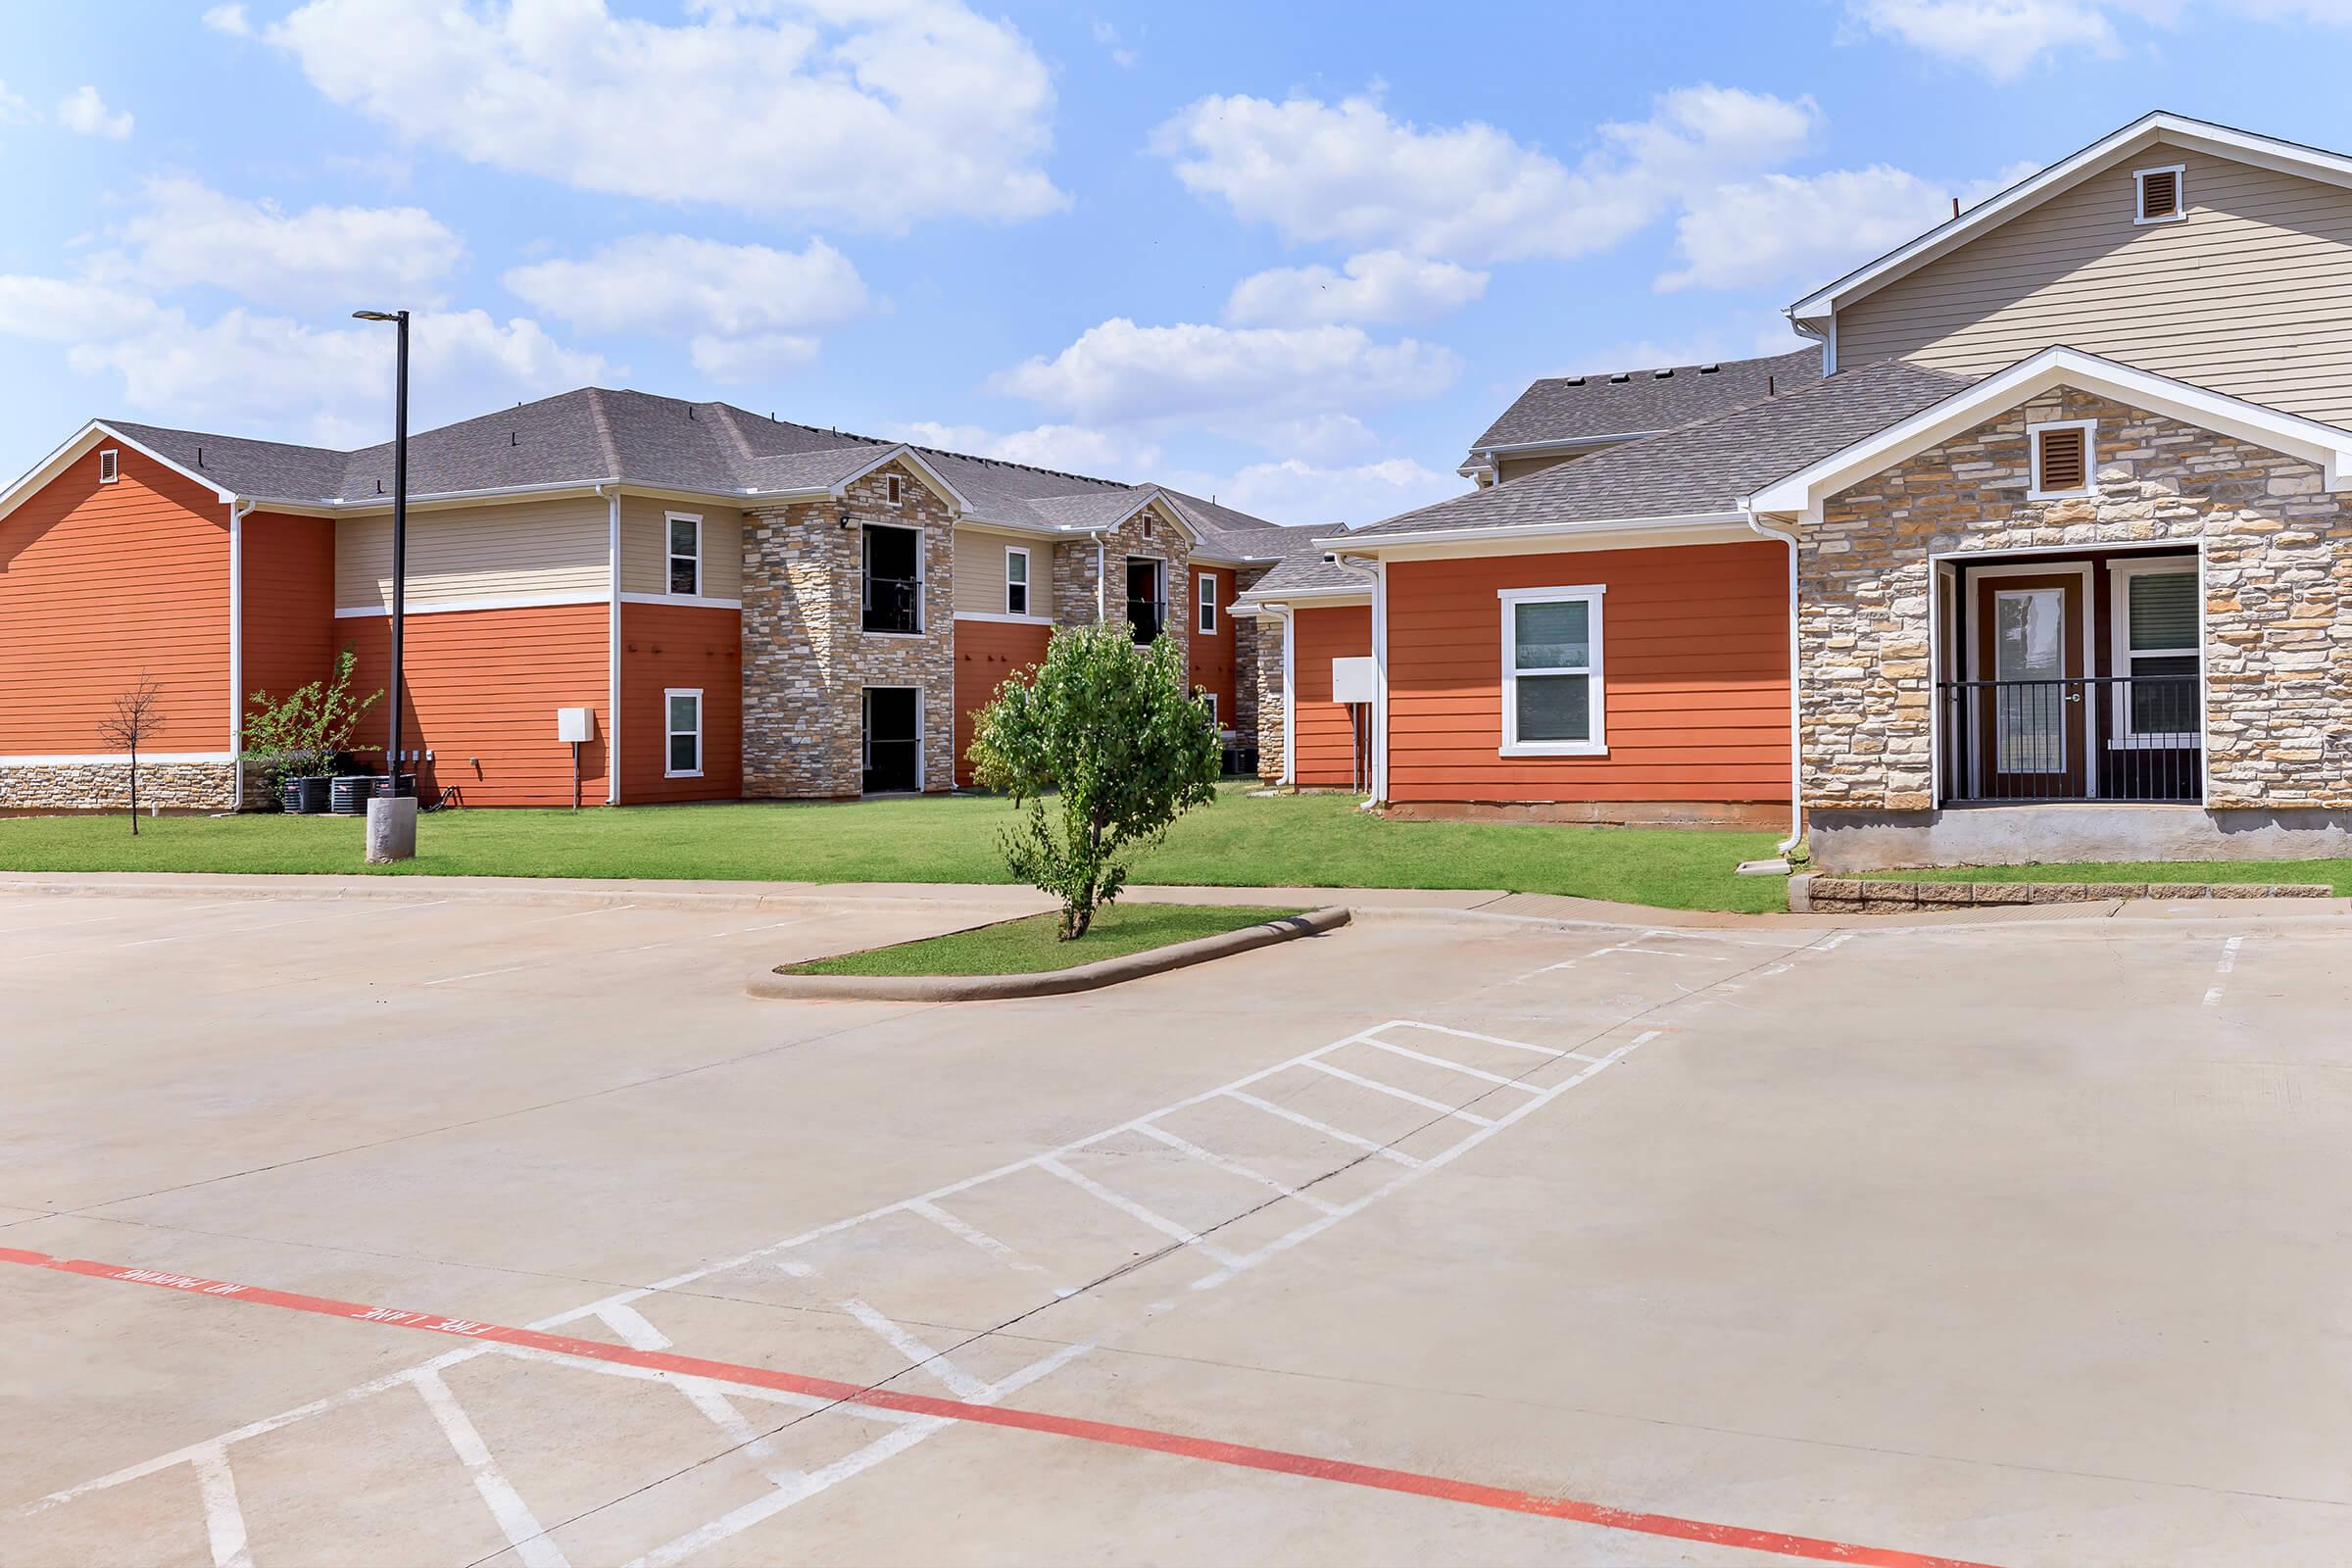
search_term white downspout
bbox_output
[602,483,621,805]
[227,498,254,810]
[1746,511,1803,855]
[1369,559,1389,808]
[1095,534,1107,623]
[1273,605,1296,787]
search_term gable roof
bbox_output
[1746,345,2352,520]
[1229,521,1374,609]
[7,387,1284,539]
[1339,357,1966,551]
[1788,111,2352,330]
[1463,347,1822,462]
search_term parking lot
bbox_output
[3,881,2349,1566]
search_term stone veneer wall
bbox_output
[1799,386,2352,810]
[1228,564,1268,741]
[741,463,956,797]
[1050,508,1194,645]
[1254,617,1286,782]
[0,760,236,810]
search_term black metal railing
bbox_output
[1936,675,2200,804]
[1127,597,1168,644]
[863,575,921,634]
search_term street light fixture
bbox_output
[353,309,414,862]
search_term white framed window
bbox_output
[1197,572,1217,635]
[665,512,703,597]
[1201,692,1219,728]
[1141,514,1153,540]
[2028,418,2096,500]
[2134,164,2185,224]
[1005,546,1030,616]
[97,449,119,484]
[1498,585,1605,757]
[2108,557,2200,747]
[663,688,704,778]
[885,472,904,507]
[861,521,924,635]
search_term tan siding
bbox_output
[952,527,1052,617]
[1840,142,2352,424]
[336,496,609,611]
[618,496,742,600]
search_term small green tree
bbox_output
[968,622,1221,940]
[243,648,383,799]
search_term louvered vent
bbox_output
[2036,427,2087,492]
[2138,168,2180,221]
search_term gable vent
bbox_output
[2034,424,2089,493]
[2135,166,2183,223]
[98,448,119,484]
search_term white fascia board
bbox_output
[1788,112,2352,325]
[1745,346,2352,518]
[1474,430,1664,458]
[0,420,238,524]
[830,444,973,513]
[1313,511,1750,556]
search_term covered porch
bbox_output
[1934,548,2202,807]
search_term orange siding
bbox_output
[0,444,229,754]
[1188,565,1238,726]
[1292,605,1372,788]
[1385,544,1790,804]
[340,603,610,807]
[239,512,336,710]
[620,602,741,803]
[955,617,1053,786]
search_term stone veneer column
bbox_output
[1797,386,2352,812]
[1049,506,1195,652]
[1229,564,1268,740]
[740,462,957,797]
[1254,616,1286,783]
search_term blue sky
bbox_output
[4,0,2349,526]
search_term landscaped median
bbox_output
[751,903,1346,1001]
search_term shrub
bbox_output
[244,648,382,803]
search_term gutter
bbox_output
[227,498,255,810]
[1741,506,1804,856]
[1313,510,1749,555]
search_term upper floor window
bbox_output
[862,522,922,634]
[885,473,904,507]
[2029,419,2095,500]
[1005,546,1030,616]
[1499,585,1605,758]
[1197,571,1217,636]
[97,449,119,484]
[2134,165,2184,224]
[1126,557,1165,645]
[666,513,702,597]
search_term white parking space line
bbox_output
[1222,1091,1426,1166]
[837,1298,992,1400]
[411,1366,572,1568]
[2203,935,2244,1006]
[1302,1058,1494,1125]
[188,1446,251,1568]
[1359,1038,1544,1091]
[907,1200,1057,1282]
[1403,1020,1567,1056]
[1036,1155,1247,1269]
[1130,1122,1343,1216]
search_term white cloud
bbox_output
[0,80,36,135]
[1660,160,2038,293]
[1224,250,1488,327]
[883,420,1161,477]
[1090,19,1138,67]
[991,318,1457,444]
[1855,0,2352,76]
[264,0,1063,226]
[1550,318,1814,379]
[1166,456,1460,530]
[505,233,866,343]
[62,308,608,446]
[86,176,465,311]
[57,85,132,140]
[0,277,172,343]
[202,3,253,36]
[688,331,822,382]
[1153,84,1817,265]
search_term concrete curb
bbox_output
[748,906,1350,1002]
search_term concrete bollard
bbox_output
[365,795,417,863]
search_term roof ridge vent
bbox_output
[1565,375,1586,386]
[1698,364,1720,372]
[1652,368,1673,378]
[1608,372,1631,383]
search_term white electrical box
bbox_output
[1330,657,1376,705]
[557,707,595,743]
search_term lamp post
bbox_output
[353,309,415,863]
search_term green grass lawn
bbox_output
[0,785,1788,912]
[788,903,1298,977]
[1864,859,2352,892]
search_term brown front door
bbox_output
[1972,572,2086,800]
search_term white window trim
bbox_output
[885,472,904,508]
[97,449,119,484]
[1201,692,1219,728]
[1125,555,1165,644]
[2027,418,2098,501]
[862,683,924,793]
[664,511,703,599]
[663,687,704,779]
[1004,545,1031,617]
[1197,571,1217,635]
[2106,556,2202,749]
[1497,584,1606,758]
[2133,163,2186,225]
[862,520,924,637]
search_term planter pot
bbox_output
[282,776,333,814]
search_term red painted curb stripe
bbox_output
[0,1247,2001,1568]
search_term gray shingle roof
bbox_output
[1229,523,1373,606]
[1357,357,1971,542]
[1464,347,1824,461]
[99,387,1284,537]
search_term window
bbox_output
[885,473,904,507]
[1141,515,1153,540]
[1126,558,1164,644]
[1198,572,1217,635]
[1005,546,1030,616]
[1201,693,1219,728]
[97,449,119,484]
[666,513,702,597]
[664,689,703,778]
[2111,560,2199,744]
[862,523,922,634]
[1499,585,1605,756]
[2029,419,2094,500]
[2134,164,2185,224]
